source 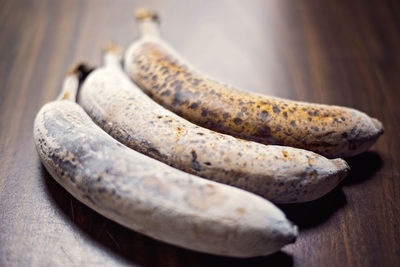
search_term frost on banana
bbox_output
[124,8,384,158]
[78,47,349,204]
[33,71,298,258]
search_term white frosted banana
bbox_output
[33,67,298,258]
[78,46,349,204]
[124,8,384,158]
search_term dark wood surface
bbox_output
[1,0,399,266]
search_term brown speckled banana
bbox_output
[33,68,298,258]
[124,8,384,158]
[78,46,349,203]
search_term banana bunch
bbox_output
[33,8,383,258]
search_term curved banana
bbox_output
[33,68,298,258]
[124,8,384,158]
[78,47,349,203]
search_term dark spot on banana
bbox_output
[191,150,201,171]
[233,118,243,125]
[351,125,358,135]
[192,78,201,86]
[256,125,271,137]
[260,110,269,122]
[161,89,171,96]
[189,102,199,110]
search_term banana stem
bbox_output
[57,63,93,101]
[103,43,123,67]
[135,8,161,38]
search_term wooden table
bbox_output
[1,0,399,266]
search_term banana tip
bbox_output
[332,158,350,177]
[66,62,94,84]
[103,42,124,56]
[135,8,159,22]
[290,223,298,243]
[371,118,384,136]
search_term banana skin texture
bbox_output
[33,73,298,258]
[124,9,384,158]
[78,49,349,204]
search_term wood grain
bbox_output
[0,0,399,266]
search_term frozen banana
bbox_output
[124,8,384,158]
[78,46,349,203]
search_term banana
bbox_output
[77,46,349,204]
[33,67,298,258]
[124,8,384,158]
